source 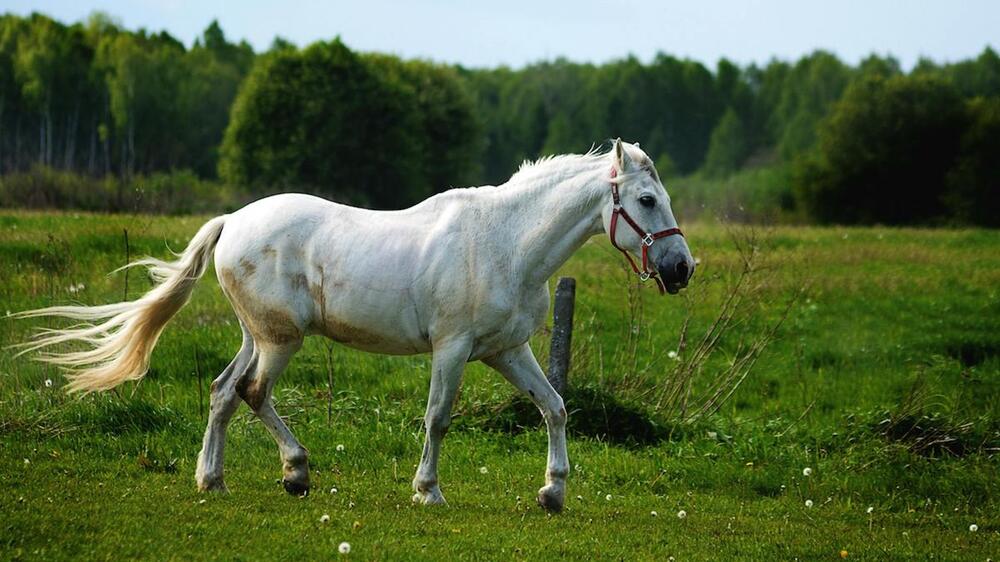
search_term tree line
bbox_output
[1,12,998,223]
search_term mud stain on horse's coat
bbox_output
[219,267,302,346]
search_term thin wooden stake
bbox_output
[194,348,204,421]
[122,228,130,300]
[548,277,576,396]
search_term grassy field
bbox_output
[1,211,998,560]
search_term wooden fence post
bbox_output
[548,277,576,396]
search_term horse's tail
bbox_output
[12,215,227,394]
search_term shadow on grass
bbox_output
[456,384,704,447]
[1,396,187,438]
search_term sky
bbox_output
[7,0,998,69]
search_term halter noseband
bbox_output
[608,167,684,294]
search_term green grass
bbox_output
[1,211,998,560]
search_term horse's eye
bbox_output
[639,195,656,208]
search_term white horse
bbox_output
[16,139,694,512]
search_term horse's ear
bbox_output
[613,138,633,172]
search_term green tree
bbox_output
[946,97,1000,226]
[220,40,426,208]
[795,75,967,224]
[703,107,749,176]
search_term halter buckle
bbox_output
[641,233,655,247]
[639,271,651,282]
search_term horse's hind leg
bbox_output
[196,326,256,492]
[236,343,310,496]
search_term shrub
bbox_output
[794,75,967,225]
[945,97,1000,226]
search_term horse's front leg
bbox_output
[412,337,472,506]
[483,343,569,513]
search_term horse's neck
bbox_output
[502,158,610,287]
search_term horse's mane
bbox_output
[506,143,657,188]
[507,146,607,187]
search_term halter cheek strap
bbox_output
[608,167,684,294]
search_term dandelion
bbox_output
[650,510,658,517]
[969,524,978,532]
[336,444,345,452]
[840,550,848,558]
[667,350,679,360]
[866,506,874,514]
[330,487,338,494]
[677,510,687,519]
[605,494,612,501]
[802,467,813,477]
[23,458,29,465]
[576,495,583,501]
[805,499,814,508]
[198,499,207,505]
[44,379,53,388]
[338,542,351,554]
[320,514,330,523]
[479,466,488,474]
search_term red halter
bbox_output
[608,167,684,294]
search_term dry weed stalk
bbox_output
[613,227,800,423]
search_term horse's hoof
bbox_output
[197,477,229,493]
[537,485,564,513]
[282,478,310,497]
[412,488,447,506]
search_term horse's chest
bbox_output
[469,286,548,359]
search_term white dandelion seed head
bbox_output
[969,524,978,532]
[802,467,813,477]
[676,510,687,519]
[650,510,658,517]
[479,466,488,474]
[667,350,679,360]
[320,514,330,523]
[336,444,345,452]
[330,487,338,494]
[867,506,874,514]
[576,495,583,501]
[338,541,351,554]
[44,379,53,388]
[23,458,29,465]
[605,494,612,501]
[805,499,814,508]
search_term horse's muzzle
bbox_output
[658,254,694,294]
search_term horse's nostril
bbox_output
[675,261,688,279]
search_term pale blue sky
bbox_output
[7,0,998,69]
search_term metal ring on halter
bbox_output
[639,271,651,281]
[641,233,654,246]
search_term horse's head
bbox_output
[601,139,695,294]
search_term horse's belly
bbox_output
[312,290,430,355]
